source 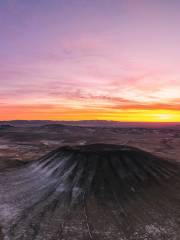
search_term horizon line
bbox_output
[0,119,180,124]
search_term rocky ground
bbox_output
[0,124,180,239]
[0,124,179,167]
[0,144,180,240]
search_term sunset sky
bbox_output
[0,0,180,122]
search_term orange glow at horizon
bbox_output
[1,104,180,122]
[1,1,180,123]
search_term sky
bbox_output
[0,0,180,122]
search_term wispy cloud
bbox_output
[0,0,180,121]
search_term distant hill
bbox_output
[0,120,179,129]
[0,120,53,127]
[0,124,15,130]
[59,120,180,129]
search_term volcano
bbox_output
[0,144,180,239]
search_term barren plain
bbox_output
[0,122,180,240]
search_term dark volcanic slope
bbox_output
[0,144,180,240]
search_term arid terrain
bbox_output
[0,121,180,239]
[0,121,179,169]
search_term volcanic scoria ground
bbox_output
[0,143,180,240]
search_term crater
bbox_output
[0,144,179,240]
